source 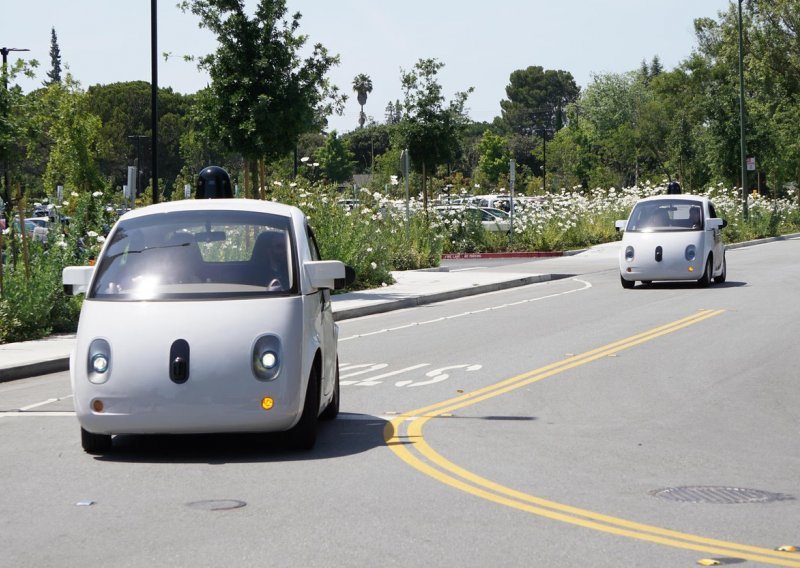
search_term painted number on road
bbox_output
[339,363,481,387]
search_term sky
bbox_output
[3,1,733,134]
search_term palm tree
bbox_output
[352,73,373,128]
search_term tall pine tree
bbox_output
[44,27,62,85]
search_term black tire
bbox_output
[620,275,635,289]
[320,359,340,421]
[288,364,320,450]
[81,428,112,454]
[698,256,713,287]
[714,253,727,284]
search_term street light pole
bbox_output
[738,0,749,219]
[151,0,159,203]
[1,47,29,212]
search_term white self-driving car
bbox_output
[63,198,354,453]
[615,195,727,288]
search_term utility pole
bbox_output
[738,0,749,219]
[151,0,159,203]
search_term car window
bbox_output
[306,225,322,261]
[626,199,705,232]
[90,210,296,301]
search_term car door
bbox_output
[306,225,336,398]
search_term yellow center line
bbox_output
[384,309,800,567]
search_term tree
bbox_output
[343,123,391,174]
[352,73,372,128]
[396,58,473,209]
[316,130,354,184]
[476,130,511,184]
[44,28,62,86]
[181,0,346,196]
[499,66,580,137]
[40,78,104,197]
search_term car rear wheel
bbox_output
[714,253,727,284]
[698,256,713,288]
[287,364,320,450]
[81,428,112,454]
[620,275,635,289]
[320,359,340,421]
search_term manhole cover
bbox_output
[186,499,247,511]
[649,486,793,504]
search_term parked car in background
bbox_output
[433,205,511,233]
[63,198,355,454]
[615,195,727,288]
[12,217,49,242]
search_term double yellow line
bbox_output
[384,309,800,566]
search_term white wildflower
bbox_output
[71,191,79,197]
[370,262,377,270]
[92,191,103,198]
[96,235,106,244]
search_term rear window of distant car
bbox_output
[89,210,297,301]
[626,199,704,232]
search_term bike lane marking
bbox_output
[384,309,800,566]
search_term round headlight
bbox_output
[685,244,697,261]
[260,351,277,370]
[625,246,635,261]
[91,353,109,374]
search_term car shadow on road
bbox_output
[93,413,389,464]
[632,280,747,289]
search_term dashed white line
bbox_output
[339,278,591,342]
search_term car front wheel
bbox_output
[698,256,713,288]
[81,428,112,454]
[287,364,320,450]
[714,253,727,284]
[620,275,635,289]
[320,359,340,421]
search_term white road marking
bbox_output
[397,364,482,388]
[0,411,76,418]
[343,364,430,386]
[339,278,592,342]
[19,395,72,411]
[448,267,487,272]
[340,363,388,379]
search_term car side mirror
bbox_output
[305,260,353,290]
[335,265,356,290]
[705,218,724,230]
[63,265,94,295]
[615,220,627,232]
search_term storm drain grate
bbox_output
[186,499,247,511]
[649,486,794,504]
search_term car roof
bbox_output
[635,194,709,205]
[118,198,303,222]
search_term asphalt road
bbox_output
[2,239,800,567]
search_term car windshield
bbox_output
[90,210,296,301]
[626,199,704,232]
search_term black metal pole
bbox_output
[738,0,748,219]
[542,129,547,193]
[151,0,159,204]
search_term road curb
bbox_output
[0,358,70,383]
[333,274,553,321]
